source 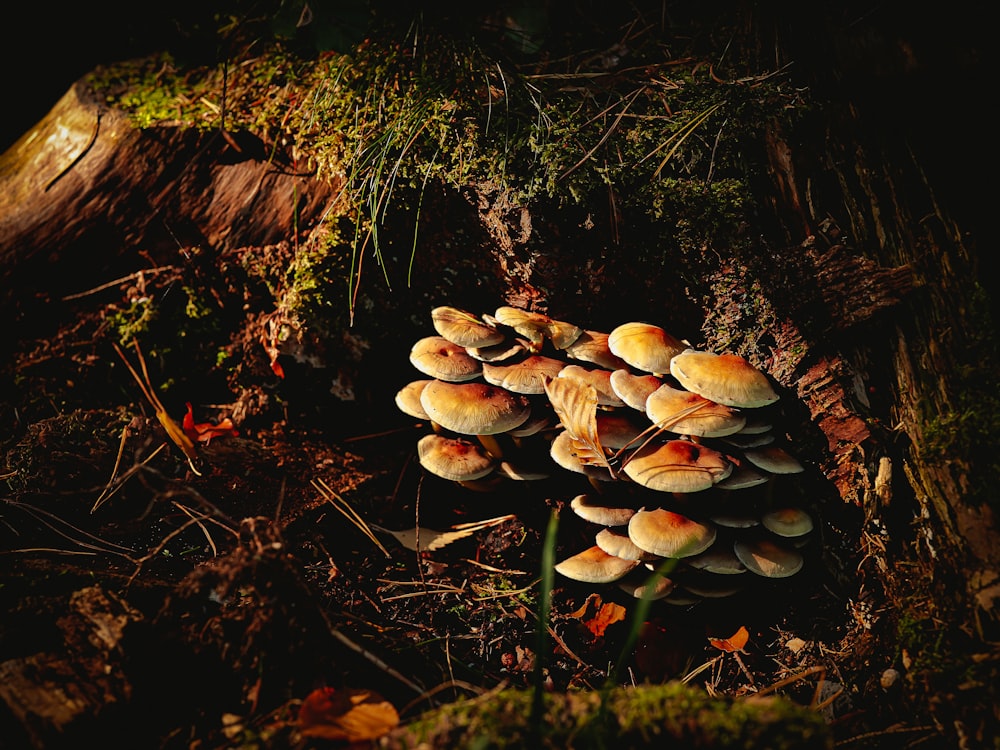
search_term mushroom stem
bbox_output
[476,433,506,459]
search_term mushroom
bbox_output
[722,431,776,449]
[733,537,804,578]
[554,545,640,583]
[607,322,686,375]
[761,507,814,538]
[617,572,676,600]
[549,430,615,482]
[409,336,482,382]
[609,369,663,411]
[679,574,743,599]
[743,445,805,474]
[685,544,747,575]
[564,330,629,370]
[419,380,531,436]
[417,434,497,482]
[507,411,554,438]
[709,511,761,529]
[595,527,659,561]
[669,349,779,408]
[644,384,746,438]
[482,355,566,394]
[627,508,717,558]
[569,494,637,526]
[431,306,505,348]
[495,460,550,481]
[493,306,583,350]
[557,364,625,407]
[595,411,648,451]
[466,337,529,363]
[622,440,732,493]
[714,458,771,490]
[394,379,433,421]
[735,414,774,434]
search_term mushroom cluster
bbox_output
[395,305,815,604]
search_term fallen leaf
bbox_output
[370,515,515,552]
[568,592,627,638]
[785,636,807,653]
[544,377,612,473]
[708,625,750,653]
[298,687,399,742]
[183,402,239,444]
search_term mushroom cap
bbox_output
[609,369,663,411]
[709,511,761,529]
[714,462,771,490]
[628,508,718,558]
[680,575,744,599]
[669,349,779,408]
[549,430,614,481]
[595,527,659,561]
[554,545,640,583]
[409,336,482,382]
[617,572,676,600]
[645,384,747,438]
[482,355,566,394]
[564,330,629,370]
[431,306,505,348]
[507,411,554,437]
[622,440,732,493]
[736,415,774,435]
[466,338,529,363]
[417,434,497,481]
[685,545,747,575]
[569,494,637,526]
[595,411,647,451]
[743,445,805,474]
[493,306,583,349]
[733,537,804,578]
[761,507,814,537]
[558,365,625,407]
[607,322,686,374]
[722,432,776,449]
[419,380,531,435]
[495,460,550,481]
[394,379,433,420]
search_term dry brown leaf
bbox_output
[708,625,750,653]
[543,377,612,472]
[298,686,399,741]
[371,515,515,552]
[567,592,627,638]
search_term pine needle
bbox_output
[312,478,391,557]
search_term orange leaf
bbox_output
[568,593,627,638]
[183,403,239,444]
[298,687,399,742]
[708,625,750,653]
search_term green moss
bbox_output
[895,613,948,673]
[388,683,832,749]
[89,17,803,322]
[919,284,1000,511]
[109,297,159,345]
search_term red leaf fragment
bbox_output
[183,402,239,444]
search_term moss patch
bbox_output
[387,683,832,749]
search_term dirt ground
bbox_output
[0,242,901,749]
